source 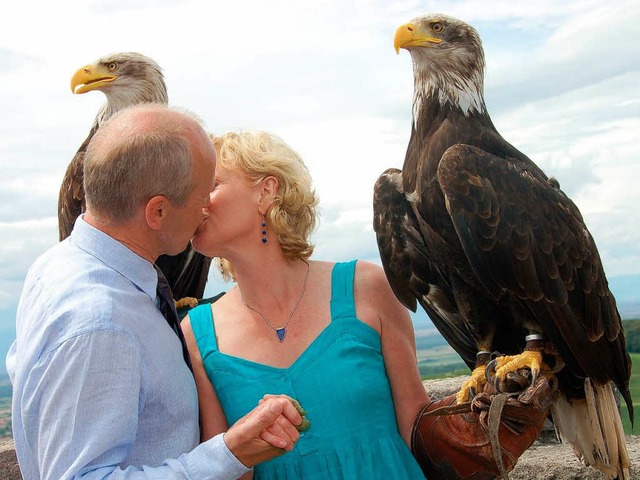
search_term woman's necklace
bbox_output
[239,260,310,342]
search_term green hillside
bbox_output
[0,376,11,438]
[624,319,640,353]
[621,319,638,433]
[415,329,468,379]
[621,352,639,434]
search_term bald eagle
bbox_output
[59,52,211,304]
[373,14,632,479]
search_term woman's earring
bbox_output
[261,215,268,244]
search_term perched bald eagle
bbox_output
[374,14,632,479]
[59,52,211,303]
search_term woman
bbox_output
[183,130,428,479]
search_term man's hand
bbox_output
[223,395,303,468]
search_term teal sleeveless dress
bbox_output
[190,260,426,479]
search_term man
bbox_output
[6,104,302,479]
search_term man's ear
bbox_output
[257,176,279,213]
[145,195,169,230]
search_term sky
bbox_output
[1,0,639,369]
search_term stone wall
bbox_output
[0,439,20,480]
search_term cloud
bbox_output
[493,73,640,191]
[0,175,61,223]
[313,205,381,263]
[480,1,640,112]
[89,0,189,14]
[0,48,43,74]
[0,218,57,282]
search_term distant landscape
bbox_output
[0,374,11,439]
[415,327,467,379]
[622,352,639,433]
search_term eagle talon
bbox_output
[530,367,539,386]
[541,355,565,376]
[485,358,498,383]
[492,375,505,393]
[175,296,199,310]
[457,365,489,403]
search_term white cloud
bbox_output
[0,217,57,319]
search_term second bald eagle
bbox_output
[373,14,632,479]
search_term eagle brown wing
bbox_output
[58,124,98,241]
[437,144,632,409]
[374,167,477,368]
[155,247,212,301]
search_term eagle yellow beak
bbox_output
[70,64,117,94]
[394,22,443,54]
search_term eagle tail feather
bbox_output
[551,379,630,480]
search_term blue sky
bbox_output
[1,0,639,371]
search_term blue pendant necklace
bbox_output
[239,260,310,342]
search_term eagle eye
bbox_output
[431,22,444,33]
[106,62,118,72]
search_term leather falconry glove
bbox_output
[411,370,558,480]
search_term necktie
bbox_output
[155,265,193,372]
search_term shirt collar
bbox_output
[70,215,158,301]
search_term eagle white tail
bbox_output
[551,379,630,479]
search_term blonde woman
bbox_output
[183,130,428,479]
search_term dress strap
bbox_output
[330,260,358,320]
[188,303,219,362]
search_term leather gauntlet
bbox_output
[411,375,557,480]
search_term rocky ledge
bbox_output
[0,439,20,480]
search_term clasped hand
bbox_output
[223,395,304,468]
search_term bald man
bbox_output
[7,104,301,479]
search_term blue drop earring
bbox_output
[261,215,268,244]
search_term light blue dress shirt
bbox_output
[6,216,250,479]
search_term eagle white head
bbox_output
[394,14,487,118]
[70,52,168,124]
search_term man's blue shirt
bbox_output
[6,216,249,479]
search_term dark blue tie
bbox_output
[155,265,193,371]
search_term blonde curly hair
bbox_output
[210,130,319,281]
